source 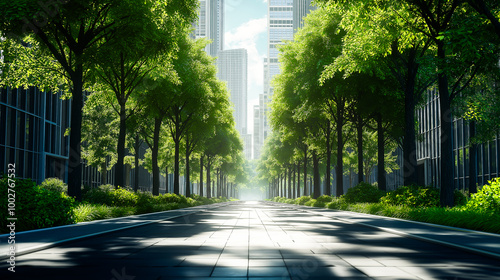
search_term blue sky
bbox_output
[224,0,268,134]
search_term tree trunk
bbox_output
[200,156,204,196]
[173,131,180,195]
[313,151,320,199]
[297,163,301,198]
[185,136,191,197]
[469,121,477,193]
[303,148,308,196]
[377,113,387,191]
[165,166,168,193]
[100,160,107,185]
[336,97,345,197]
[288,166,292,199]
[292,164,296,199]
[152,117,162,196]
[134,134,140,192]
[325,122,332,196]
[390,42,419,187]
[217,168,221,197]
[115,103,127,188]
[206,159,211,198]
[357,115,364,183]
[438,40,455,207]
[67,66,84,201]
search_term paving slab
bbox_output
[268,201,500,260]
[0,201,499,279]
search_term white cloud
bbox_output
[225,17,267,90]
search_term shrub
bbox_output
[40,178,68,194]
[284,198,296,204]
[381,184,440,207]
[454,189,468,207]
[316,195,334,203]
[344,182,385,203]
[312,200,327,207]
[83,185,138,207]
[304,199,316,206]
[464,178,500,213]
[296,196,312,205]
[154,193,188,204]
[0,177,75,233]
[326,197,348,210]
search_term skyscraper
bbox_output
[267,0,294,95]
[194,0,224,57]
[253,105,261,160]
[293,0,315,33]
[257,0,314,155]
[217,49,248,136]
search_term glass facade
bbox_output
[0,87,70,183]
[415,88,500,190]
[1,86,170,191]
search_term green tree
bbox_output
[0,0,198,199]
[81,91,118,184]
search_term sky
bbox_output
[224,0,268,135]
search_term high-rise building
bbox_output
[217,49,248,136]
[253,105,261,159]
[293,0,315,33]
[259,0,315,150]
[0,87,70,183]
[194,0,224,57]
[267,0,294,96]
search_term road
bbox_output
[1,201,499,279]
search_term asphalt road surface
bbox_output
[1,201,499,279]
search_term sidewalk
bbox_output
[269,201,500,260]
[0,202,230,260]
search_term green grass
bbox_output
[272,196,500,234]
[74,197,233,224]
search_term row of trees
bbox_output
[0,0,247,200]
[258,0,500,206]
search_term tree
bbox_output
[0,0,198,199]
[81,90,118,184]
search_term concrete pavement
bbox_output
[1,201,499,279]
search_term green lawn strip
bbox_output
[324,201,500,234]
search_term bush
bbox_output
[454,189,468,207]
[326,197,348,210]
[344,182,385,203]
[381,185,440,207]
[296,196,312,205]
[40,178,68,194]
[83,185,138,207]
[0,177,75,233]
[316,195,334,203]
[464,178,500,213]
[284,198,296,204]
[304,199,316,206]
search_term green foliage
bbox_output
[381,185,440,207]
[296,196,312,205]
[0,177,75,233]
[74,204,135,223]
[304,199,317,206]
[326,197,349,210]
[343,182,386,203]
[454,189,468,207]
[40,177,68,194]
[83,185,138,207]
[316,195,334,203]
[464,178,500,213]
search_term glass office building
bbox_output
[0,87,70,183]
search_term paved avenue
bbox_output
[1,201,500,279]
